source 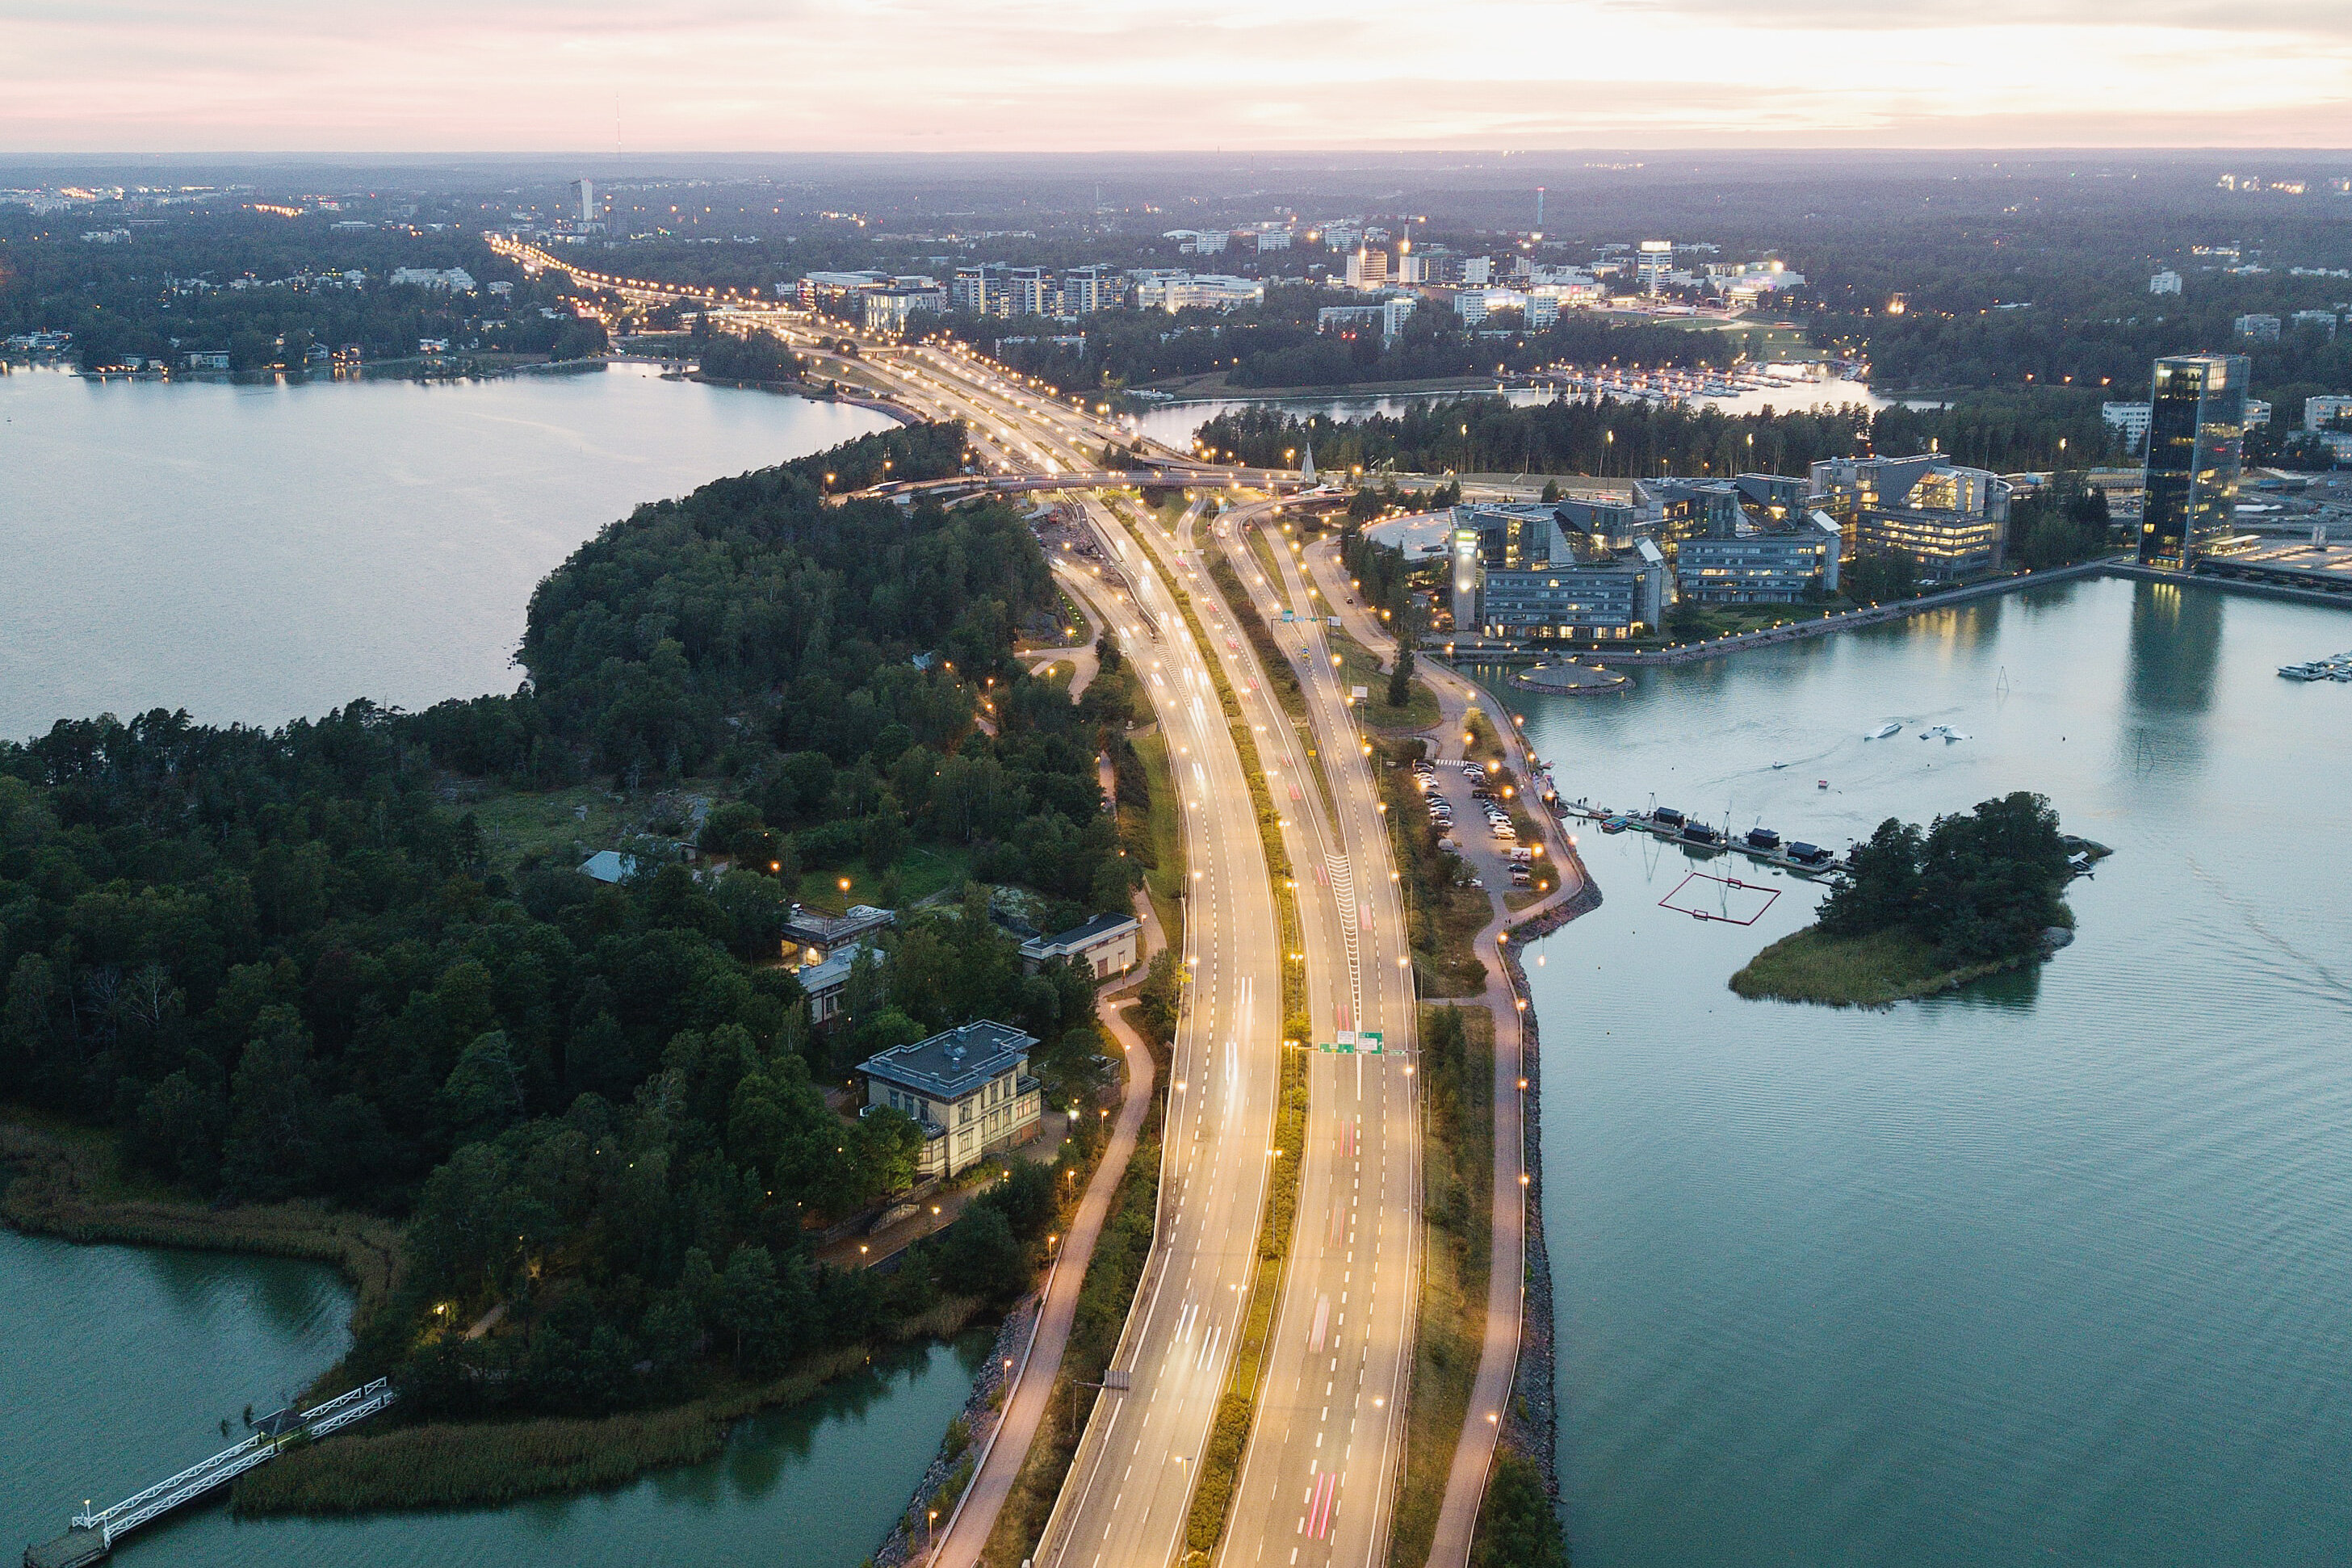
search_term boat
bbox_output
[1653,806,1686,828]
[1744,827,1782,851]
[1771,761,1788,769]
[1817,778,1830,790]
[1786,841,1835,867]
[1866,722,1901,740]
[1918,725,1968,743]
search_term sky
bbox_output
[7,0,2352,153]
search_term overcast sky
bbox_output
[8,0,2352,152]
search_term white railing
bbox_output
[66,1379,397,1545]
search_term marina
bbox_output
[2276,649,2352,681]
[1555,799,1847,877]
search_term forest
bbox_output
[0,421,1142,1416]
[1193,385,2137,481]
[0,209,604,369]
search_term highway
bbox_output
[1193,499,1422,1568]
[493,232,1458,1568]
[1012,493,1282,1568]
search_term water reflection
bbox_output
[1518,575,2352,1567]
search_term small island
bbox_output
[1732,791,2083,1007]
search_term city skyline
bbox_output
[8,0,2352,153]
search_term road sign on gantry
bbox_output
[1360,1031,1382,1054]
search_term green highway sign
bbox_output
[1361,1032,1382,1054]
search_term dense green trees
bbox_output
[0,212,603,370]
[1,423,1137,1420]
[1818,793,2071,964]
[694,327,803,384]
[1197,388,2136,487]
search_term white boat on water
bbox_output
[1867,722,1902,740]
[1919,725,1970,743]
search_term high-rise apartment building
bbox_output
[1008,266,1050,317]
[952,264,1006,316]
[2138,353,2250,570]
[1059,265,1112,315]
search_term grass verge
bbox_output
[1388,1004,1495,1568]
[977,1027,1167,1568]
[1203,545,1341,828]
[1123,726,1187,949]
[1729,924,2027,1007]
[1328,626,1440,732]
[1246,526,1293,613]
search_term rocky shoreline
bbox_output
[870,1298,1033,1568]
[1497,872,1603,1496]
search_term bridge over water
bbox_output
[23,1379,396,1568]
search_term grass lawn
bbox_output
[1328,626,1440,732]
[790,841,975,913]
[1729,924,2026,1007]
[462,778,729,878]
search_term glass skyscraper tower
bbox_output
[2138,352,2250,570]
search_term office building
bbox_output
[1449,501,1669,639]
[1461,256,1493,287]
[1474,548,1669,640]
[2103,400,2153,451]
[1453,287,1536,325]
[2235,313,2283,342]
[858,1021,1042,1178]
[2291,309,2340,338]
[2138,352,2250,570]
[1134,273,1264,312]
[2149,270,2182,295]
[1346,247,1390,289]
[1636,239,1675,293]
[576,178,595,224]
[1810,455,2012,580]
[863,285,946,334]
[1678,513,1843,603]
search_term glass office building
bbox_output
[2139,353,2249,569]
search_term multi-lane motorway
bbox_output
[1197,498,1421,1568]
[493,237,1495,1568]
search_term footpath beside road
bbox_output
[929,991,1158,1568]
[1301,537,1595,1568]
